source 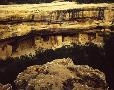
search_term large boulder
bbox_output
[15,58,108,90]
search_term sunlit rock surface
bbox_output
[0,2,114,59]
[0,2,113,40]
[15,58,107,90]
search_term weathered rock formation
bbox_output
[0,2,113,39]
[15,58,108,90]
[0,2,114,59]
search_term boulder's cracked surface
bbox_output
[15,58,108,90]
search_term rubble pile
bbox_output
[0,83,12,90]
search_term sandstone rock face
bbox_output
[0,2,113,59]
[0,2,113,40]
[15,58,107,90]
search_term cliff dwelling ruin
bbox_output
[0,1,114,90]
[0,2,113,59]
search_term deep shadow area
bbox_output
[0,33,114,89]
[103,33,114,90]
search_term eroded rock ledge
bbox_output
[0,2,113,40]
[15,58,108,90]
[0,2,114,59]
